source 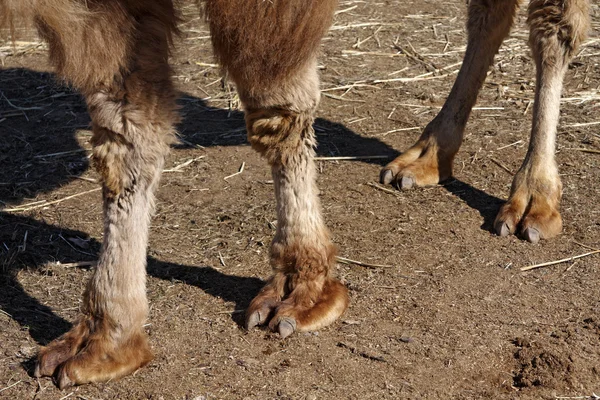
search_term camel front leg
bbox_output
[33,1,178,387]
[244,101,349,338]
[204,0,349,338]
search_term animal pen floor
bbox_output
[1,1,600,399]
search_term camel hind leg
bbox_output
[205,0,349,337]
[380,0,521,189]
[494,0,590,242]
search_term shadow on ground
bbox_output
[443,179,504,233]
[0,67,503,347]
[0,67,396,346]
[1,212,263,345]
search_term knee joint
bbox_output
[246,108,315,165]
[91,128,134,199]
[528,0,590,65]
[91,126,169,199]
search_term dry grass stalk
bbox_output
[373,69,460,83]
[489,157,514,175]
[322,92,366,102]
[560,90,600,104]
[569,148,600,154]
[163,155,206,173]
[321,83,380,92]
[379,126,421,136]
[3,188,101,213]
[218,251,226,267]
[521,250,600,272]
[0,380,23,394]
[224,161,245,180]
[574,241,600,251]
[190,127,246,137]
[336,255,392,269]
[68,175,98,183]
[330,22,404,31]
[0,90,43,111]
[373,61,463,83]
[34,149,87,159]
[48,261,97,269]
[497,140,523,150]
[58,392,74,400]
[337,342,386,362]
[342,49,405,57]
[0,309,13,318]
[393,42,438,71]
[335,5,358,15]
[563,121,600,128]
[367,182,401,197]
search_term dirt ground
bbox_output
[1,1,600,399]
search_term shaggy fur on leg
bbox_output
[0,0,591,389]
[2,0,179,387]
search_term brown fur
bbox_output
[205,0,349,339]
[381,0,522,188]
[204,0,336,99]
[36,317,153,389]
[246,108,314,166]
[492,0,589,242]
[2,0,179,387]
[0,0,591,389]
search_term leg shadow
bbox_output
[146,259,264,327]
[0,213,81,345]
[0,212,264,345]
[175,95,401,166]
[442,178,504,232]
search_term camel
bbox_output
[0,0,590,389]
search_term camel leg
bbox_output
[206,0,349,338]
[494,0,590,242]
[380,0,521,189]
[34,0,178,387]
